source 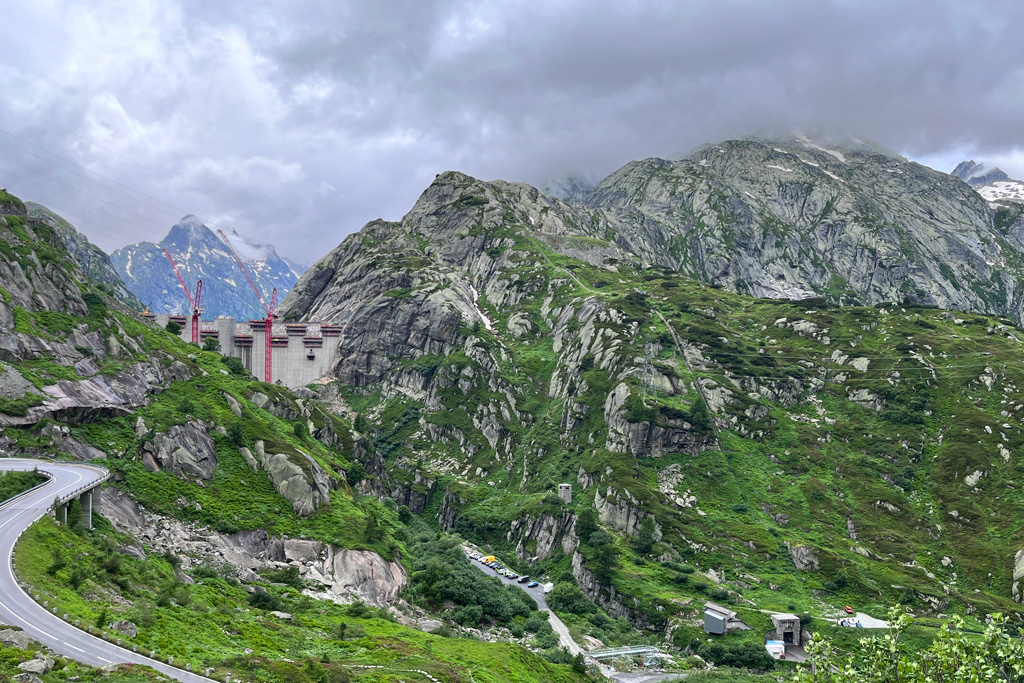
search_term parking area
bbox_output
[462,548,550,610]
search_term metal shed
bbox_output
[703,601,737,635]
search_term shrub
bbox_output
[192,565,220,580]
[248,590,282,611]
[165,321,182,336]
[454,604,484,626]
[214,518,240,534]
[524,615,546,633]
[343,601,372,618]
[346,462,367,486]
[697,641,774,670]
[263,565,305,590]
[47,550,66,575]
[536,629,560,649]
[632,516,656,555]
[398,506,413,525]
[69,568,88,589]
[547,584,598,615]
[83,292,106,312]
[222,355,246,376]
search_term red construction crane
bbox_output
[217,230,277,383]
[163,248,203,344]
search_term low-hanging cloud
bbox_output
[1,0,1023,262]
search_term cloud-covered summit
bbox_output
[2,0,1024,260]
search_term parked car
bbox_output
[528,581,539,588]
[518,576,530,583]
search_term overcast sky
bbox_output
[2,0,1023,264]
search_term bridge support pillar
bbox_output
[80,491,92,530]
[59,503,67,525]
[80,487,100,530]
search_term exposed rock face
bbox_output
[60,437,106,460]
[1,361,171,428]
[604,382,715,456]
[595,487,648,536]
[571,551,663,631]
[786,542,821,571]
[0,211,89,320]
[586,139,1019,316]
[439,488,464,533]
[510,511,577,561]
[254,440,333,516]
[100,486,147,533]
[0,362,33,398]
[143,422,217,481]
[121,511,406,609]
[315,548,407,607]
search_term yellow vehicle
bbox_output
[483,555,496,563]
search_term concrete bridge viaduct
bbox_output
[50,465,108,530]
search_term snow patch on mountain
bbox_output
[953,160,1024,205]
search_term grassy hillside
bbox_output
[311,184,1024,637]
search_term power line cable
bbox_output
[0,98,311,264]
[0,152,180,236]
[0,130,188,221]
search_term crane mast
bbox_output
[217,230,277,383]
[163,248,203,344]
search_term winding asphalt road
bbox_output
[0,458,210,682]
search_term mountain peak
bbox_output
[163,215,219,251]
[111,216,301,319]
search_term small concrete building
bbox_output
[703,602,737,635]
[557,483,572,504]
[769,613,802,646]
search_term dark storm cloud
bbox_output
[1,0,1022,262]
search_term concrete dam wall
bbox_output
[151,314,341,389]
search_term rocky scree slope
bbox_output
[280,164,1024,631]
[111,215,300,320]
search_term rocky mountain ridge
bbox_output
[280,145,1024,629]
[25,201,143,310]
